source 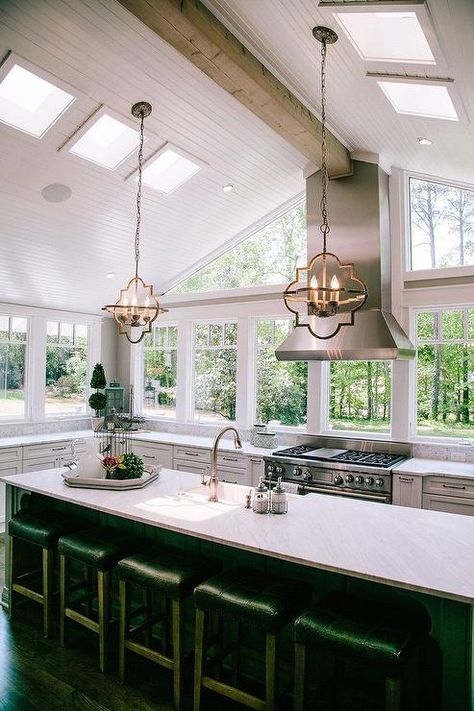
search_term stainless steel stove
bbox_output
[263,438,410,504]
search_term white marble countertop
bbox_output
[3,468,474,604]
[0,430,93,449]
[395,458,474,479]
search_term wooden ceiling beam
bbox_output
[117,0,352,177]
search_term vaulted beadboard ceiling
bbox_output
[1,0,473,316]
[0,0,306,314]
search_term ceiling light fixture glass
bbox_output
[282,27,367,340]
[103,102,166,344]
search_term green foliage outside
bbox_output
[45,345,87,411]
[144,349,177,411]
[194,348,237,421]
[170,202,307,294]
[329,361,391,433]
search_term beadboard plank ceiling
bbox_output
[0,0,306,314]
[203,0,474,185]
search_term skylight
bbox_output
[68,113,141,170]
[0,63,75,138]
[378,81,458,121]
[334,12,435,64]
[141,146,203,194]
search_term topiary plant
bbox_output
[90,363,106,389]
[112,452,144,480]
[88,391,107,414]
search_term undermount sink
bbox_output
[175,481,245,506]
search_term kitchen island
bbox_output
[2,467,473,710]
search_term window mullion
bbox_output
[30,316,47,421]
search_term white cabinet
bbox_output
[0,460,22,527]
[247,457,264,486]
[22,456,62,472]
[173,445,210,464]
[174,459,210,478]
[422,493,474,517]
[392,473,422,508]
[132,441,173,469]
[422,476,474,516]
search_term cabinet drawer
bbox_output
[132,442,173,469]
[216,452,247,470]
[0,462,22,477]
[173,446,210,464]
[218,465,251,487]
[24,441,74,460]
[23,456,59,472]
[174,459,210,476]
[423,476,474,499]
[423,493,474,516]
[0,447,22,464]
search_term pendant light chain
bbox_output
[319,36,330,255]
[134,108,145,279]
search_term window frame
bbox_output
[44,320,91,419]
[0,314,30,422]
[142,322,178,420]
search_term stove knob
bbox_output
[355,476,364,485]
[365,477,374,486]
[293,467,302,476]
[267,464,275,473]
[334,475,344,485]
[375,477,385,488]
[275,465,284,475]
[303,470,313,482]
[345,474,354,483]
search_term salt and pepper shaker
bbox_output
[253,476,269,514]
[271,477,288,514]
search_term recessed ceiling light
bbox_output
[0,62,75,138]
[41,183,72,202]
[418,137,433,146]
[67,112,141,170]
[334,12,435,64]
[223,184,234,193]
[378,82,458,121]
[140,145,204,194]
[106,272,116,279]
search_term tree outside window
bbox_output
[416,308,473,438]
[409,177,474,270]
[143,325,177,418]
[0,316,27,419]
[255,319,307,427]
[193,322,237,422]
[45,322,88,415]
[329,362,392,434]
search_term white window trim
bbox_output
[141,322,179,422]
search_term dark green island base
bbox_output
[1,469,473,711]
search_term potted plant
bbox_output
[100,452,144,480]
[89,363,107,424]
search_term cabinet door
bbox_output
[423,493,474,517]
[392,473,422,508]
[0,462,22,527]
[173,446,210,464]
[247,457,264,486]
[218,465,251,487]
[132,442,173,469]
[22,456,59,472]
[174,459,210,477]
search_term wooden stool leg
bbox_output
[8,535,15,620]
[172,599,185,711]
[59,553,68,647]
[143,587,153,648]
[230,620,240,687]
[42,548,54,638]
[193,608,205,711]
[119,579,130,684]
[294,642,306,711]
[266,632,278,711]
[98,570,110,673]
[385,676,401,711]
[85,565,93,618]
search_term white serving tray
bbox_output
[62,466,161,490]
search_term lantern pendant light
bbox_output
[282,27,367,340]
[103,101,166,344]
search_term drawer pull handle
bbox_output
[222,480,238,484]
[442,484,466,490]
[222,457,238,462]
[398,477,414,483]
[142,455,156,460]
[184,451,200,457]
[250,458,262,463]
[52,447,67,452]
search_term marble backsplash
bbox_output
[0,418,93,438]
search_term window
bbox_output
[329,362,392,434]
[0,316,27,419]
[416,308,473,439]
[143,325,177,418]
[45,322,88,416]
[255,319,307,427]
[409,177,474,270]
[193,322,237,422]
[67,111,141,170]
[170,202,306,294]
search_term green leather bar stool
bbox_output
[193,566,311,711]
[58,526,143,672]
[293,592,431,711]
[118,547,220,711]
[8,507,80,638]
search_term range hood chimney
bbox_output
[276,160,415,361]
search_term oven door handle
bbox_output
[301,485,390,503]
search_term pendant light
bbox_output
[103,101,166,344]
[282,27,367,340]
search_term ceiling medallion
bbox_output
[103,101,166,344]
[282,26,367,340]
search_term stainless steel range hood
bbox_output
[276,160,415,361]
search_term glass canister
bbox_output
[253,476,269,514]
[271,477,288,514]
